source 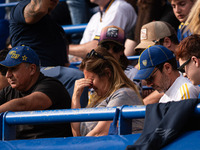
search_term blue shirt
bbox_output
[177,22,191,42]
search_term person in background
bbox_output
[134,21,179,54]
[133,21,180,104]
[169,0,196,42]
[97,25,142,93]
[124,0,180,56]
[134,45,200,103]
[0,45,72,139]
[185,0,200,34]
[176,35,200,86]
[9,0,69,67]
[69,0,137,59]
[71,47,143,137]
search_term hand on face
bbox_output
[74,78,93,98]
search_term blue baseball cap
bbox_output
[134,45,175,80]
[0,45,40,67]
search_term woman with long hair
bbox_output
[71,46,143,137]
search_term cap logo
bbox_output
[9,51,20,59]
[140,28,147,40]
[22,55,27,61]
[106,27,118,38]
[142,60,147,66]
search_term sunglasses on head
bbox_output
[86,49,106,60]
[178,58,191,73]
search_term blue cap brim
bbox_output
[0,59,22,67]
[134,67,155,80]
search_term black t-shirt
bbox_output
[0,73,72,139]
[9,0,69,66]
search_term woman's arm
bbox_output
[86,121,113,137]
[71,78,92,136]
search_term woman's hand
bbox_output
[72,78,92,109]
[71,78,92,137]
[73,78,92,98]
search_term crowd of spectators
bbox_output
[0,0,199,144]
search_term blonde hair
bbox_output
[186,0,200,34]
[80,46,142,107]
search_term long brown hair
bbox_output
[80,46,142,107]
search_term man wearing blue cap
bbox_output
[0,45,72,139]
[134,45,200,103]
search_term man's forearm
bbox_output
[0,99,26,113]
[143,91,163,105]
[24,0,50,24]
[69,40,98,58]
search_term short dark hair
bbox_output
[156,34,179,45]
[156,57,178,72]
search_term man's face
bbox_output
[171,0,194,22]
[145,65,171,93]
[6,63,34,91]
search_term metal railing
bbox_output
[1,103,200,141]
[0,105,146,141]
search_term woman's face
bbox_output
[83,70,110,96]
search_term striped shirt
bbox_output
[159,74,200,103]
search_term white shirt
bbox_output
[80,0,137,44]
[159,74,200,103]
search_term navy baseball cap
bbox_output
[134,45,175,80]
[0,45,40,67]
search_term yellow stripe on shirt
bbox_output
[182,85,187,99]
[185,83,190,99]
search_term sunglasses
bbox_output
[145,67,160,83]
[86,49,106,60]
[178,58,191,73]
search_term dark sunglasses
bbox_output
[178,58,191,73]
[145,67,160,83]
[86,49,106,60]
